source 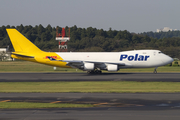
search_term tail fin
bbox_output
[6,29,42,53]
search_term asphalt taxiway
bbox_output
[0,72,180,120]
[0,72,180,82]
[1,93,180,120]
[1,108,180,120]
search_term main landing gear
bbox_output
[87,70,102,74]
[153,67,157,74]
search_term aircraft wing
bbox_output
[65,60,126,70]
[61,60,83,63]
[47,57,83,63]
[47,56,125,69]
[61,60,125,65]
[84,61,125,66]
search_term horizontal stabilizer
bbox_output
[11,52,34,58]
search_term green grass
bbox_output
[0,61,180,72]
[0,81,180,93]
[0,102,94,109]
[0,61,76,72]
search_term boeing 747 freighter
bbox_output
[6,29,173,73]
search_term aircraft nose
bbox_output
[169,57,174,63]
[162,56,174,65]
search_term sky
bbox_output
[0,0,180,33]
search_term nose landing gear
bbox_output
[153,67,157,74]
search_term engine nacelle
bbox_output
[84,63,94,70]
[107,64,118,71]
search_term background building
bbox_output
[157,27,177,32]
[0,47,11,61]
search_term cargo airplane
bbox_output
[6,29,173,73]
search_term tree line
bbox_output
[141,30,180,39]
[0,24,180,59]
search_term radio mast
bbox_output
[56,27,70,52]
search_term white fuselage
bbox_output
[56,50,173,70]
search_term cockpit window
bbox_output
[158,52,163,54]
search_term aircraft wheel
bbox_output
[90,70,95,74]
[87,70,102,74]
[95,70,102,74]
[97,70,101,74]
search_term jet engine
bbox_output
[107,64,118,71]
[84,63,94,70]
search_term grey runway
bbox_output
[0,72,180,82]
